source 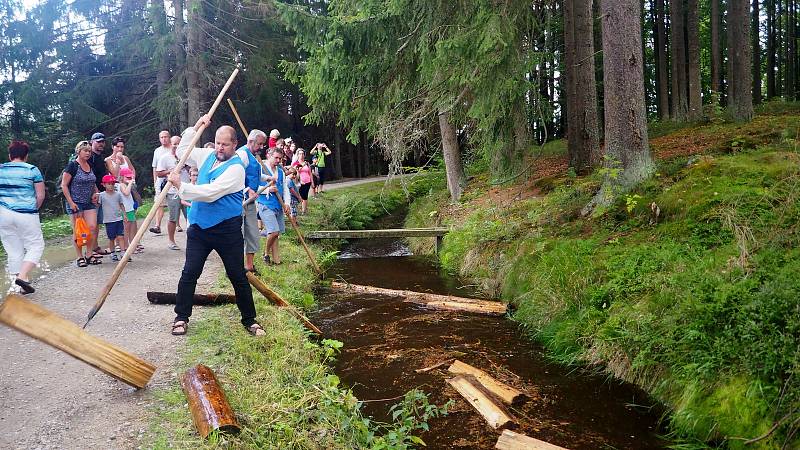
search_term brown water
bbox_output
[312,237,668,449]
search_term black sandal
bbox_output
[15,278,35,294]
[246,323,266,336]
[87,255,103,265]
[172,320,188,336]
[76,257,88,267]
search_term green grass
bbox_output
[145,174,446,449]
[406,113,800,448]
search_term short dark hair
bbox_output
[8,140,30,160]
[112,136,125,145]
[271,147,283,156]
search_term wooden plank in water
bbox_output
[495,430,569,450]
[446,374,515,429]
[306,227,449,239]
[448,360,526,405]
[0,294,155,389]
[329,282,507,316]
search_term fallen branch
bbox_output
[246,272,322,335]
[147,291,236,305]
[414,358,454,373]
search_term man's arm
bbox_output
[174,165,245,203]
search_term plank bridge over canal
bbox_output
[306,227,449,253]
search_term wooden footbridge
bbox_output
[306,227,449,253]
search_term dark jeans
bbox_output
[174,216,257,327]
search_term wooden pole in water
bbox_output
[85,67,241,328]
[447,374,516,430]
[246,272,323,335]
[226,98,323,276]
[181,364,240,438]
[448,360,526,405]
[0,294,156,389]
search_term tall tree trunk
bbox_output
[753,0,763,103]
[655,0,670,119]
[593,0,655,205]
[687,0,702,119]
[777,0,784,95]
[564,0,601,173]
[173,0,187,128]
[767,0,777,98]
[333,126,343,179]
[711,0,723,100]
[347,141,356,178]
[151,0,170,127]
[789,0,797,99]
[669,0,689,120]
[186,0,204,125]
[728,0,754,120]
[438,111,466,202]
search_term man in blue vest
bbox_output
[257,147,291,266]
[236,129,266,274]
[167,115,265,337]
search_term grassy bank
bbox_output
[145,175,443,449]
[406,107,800,448]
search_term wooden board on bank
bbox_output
[329,282,508,316]
[181,364,240,438]
[495,430,569,450]
[147,291,236,305]
[0,294,155,389]
[448,360,526,405]
[446,374,515,429]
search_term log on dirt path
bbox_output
[448,360,526,405]
[446,374,516,430]
[246,272,323,335]
[147,291,236,305]
[329,282,508,316]
[0,294,156,389]
[181,364,240,438]
[495,430,569,450]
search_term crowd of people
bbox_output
[0,120,333,337]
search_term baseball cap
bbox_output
[91,132,105,142]
[119,168,134,178]
[101,174,116,184]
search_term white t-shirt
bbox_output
[156,152,190,195]
[152,145,171,189]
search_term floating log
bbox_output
[448,360,526,405]
[147,291,236,305]
[495,430,569,450]
[414,358,454,373]
[329,282,508,316]
[181,364,240,438]
[446,374,515,430]
[246,272,322,335]
[0,294,155,389]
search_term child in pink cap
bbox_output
[118,168,142,253]
[98,174,129,261]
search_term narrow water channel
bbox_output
[311,222,668,449]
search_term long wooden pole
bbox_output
[246,272,323,335]
[227,99,323,276]
[85,67,241,328]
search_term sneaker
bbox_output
[149,227,161,234]
[111,253,119,261]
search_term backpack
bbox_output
[74,216,92,248]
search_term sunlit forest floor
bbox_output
[406,101,800,449]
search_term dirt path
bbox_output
[0,229,221,449]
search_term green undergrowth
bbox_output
[407,115,800,448]
[146,175,446,449]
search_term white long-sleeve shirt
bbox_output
[175,127,247,203]
[261,162,292,206]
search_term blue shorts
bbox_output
[105,220,125,240]
[65,199,96,215]
[257,204,285,234]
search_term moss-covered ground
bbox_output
[406,102,800,449]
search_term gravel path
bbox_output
[0,229,221,450]
[0,175,395,449]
